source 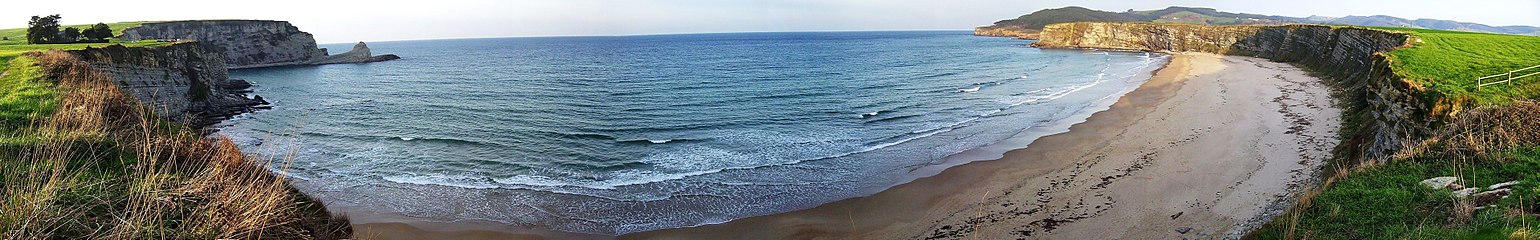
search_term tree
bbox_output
[79,28,96,41]
[84,23,112,40]
[26,14,62,44]
[62,27,81,42]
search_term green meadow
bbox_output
[1374,27,1540,105]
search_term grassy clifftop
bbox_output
[1374,27,1540,105]
[0,22,168,70]
[0,21,152,44]
[1,24,350,238]
[2,50,350,239]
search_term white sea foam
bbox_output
[859,111,880,118]
[229,36,1177,235]
[382,174,499,189]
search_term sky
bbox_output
[3,0,1538,43]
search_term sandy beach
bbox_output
[622,52,1341,239]
[352,52,1341,239]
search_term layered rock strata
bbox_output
[66,43,266,129]
[974,25,1042,39]
[121,20,398,69]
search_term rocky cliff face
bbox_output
[121,20,397,69]
[66,43,266,129]
[974,26,1042,39]
[1032,22,1422,160]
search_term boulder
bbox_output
[1471,189,1512,207]
[1489,180,1522,190]
[1420,177,1459,189]
[1453,188,1478,198]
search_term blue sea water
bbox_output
[221,31,1166,235]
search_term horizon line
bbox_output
[316,29,974,44]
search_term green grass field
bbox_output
[1151,11,1242,25]
[0,21,153,45]
[0,56,53,145]
[1373,27,1540,105]
[0,21,169,70]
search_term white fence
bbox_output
[1477,64,1540,90]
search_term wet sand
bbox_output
[353,53,1340,239]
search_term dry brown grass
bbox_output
[2,51,349,239]
[1430,100,1540,161]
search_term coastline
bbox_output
[347,52,1341,239]
[340,50,1168,239]
[623,52,1340,239]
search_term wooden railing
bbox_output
[1478,64,1540,90]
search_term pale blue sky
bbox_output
[4,0,1538,43]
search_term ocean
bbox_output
[220,31,1167,235]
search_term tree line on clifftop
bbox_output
[26,14,114,44]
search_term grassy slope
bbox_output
[2,51,348,239]
[1150,11,1242,25]
[0,56,52,136]
[1257,151,1540,239]
[1253,29,1540,239]
[2,22,348,238]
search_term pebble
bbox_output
[1176,226,1193,234]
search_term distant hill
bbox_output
[988,6,1140,30]
[978,6,1540,37]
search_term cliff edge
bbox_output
[66,43,267,129]
[121,20,398,69]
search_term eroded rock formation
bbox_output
[121,20,398,69]
[1031,22,1422,160]
[312,42,401,65]
[66,43,266,129]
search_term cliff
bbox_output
[1031,22,1422,160]
[65,43,267,128]
[121,20,398,69]
[974,26,1042,39]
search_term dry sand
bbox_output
[353,53,1341,239]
